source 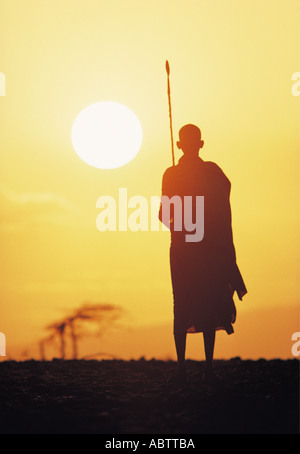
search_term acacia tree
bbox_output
[46,321,68,359]
[66,303,123,359]
[39,332,56,361]
[44,303,123,360]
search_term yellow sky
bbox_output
[0,0,299,360]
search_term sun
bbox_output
[71,101,143,169]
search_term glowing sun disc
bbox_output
[71,101,143,169]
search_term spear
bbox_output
[165,60,175,167]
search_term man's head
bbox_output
[176,124,204,156]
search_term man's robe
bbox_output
[159,155,247,334]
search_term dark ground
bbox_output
[0,358,298,434]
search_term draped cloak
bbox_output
[159,155,247,335]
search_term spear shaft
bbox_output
[165,60,175,166]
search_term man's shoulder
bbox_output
[162,165,177,180]
[205,161,230,185]
[161,160,231,187]
[205,160,224,174]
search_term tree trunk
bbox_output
[69,320,78,360]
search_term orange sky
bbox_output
[0,0,299,361]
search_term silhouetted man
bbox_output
[159,124,247,385]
